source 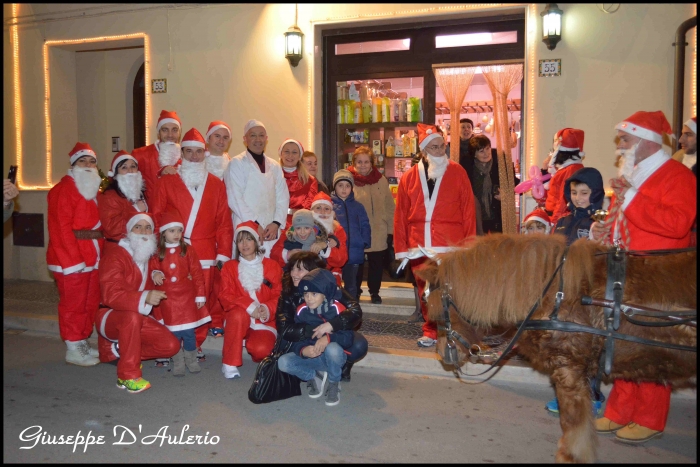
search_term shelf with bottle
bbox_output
[338,122,419,130]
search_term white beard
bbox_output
[115,172,144,201]
[238,254,264,292]
[180,159,208,190]
[426,154,449,180]
[205,154,230,179]
[312,212,335,234]
[616,142,638,181]
[158,142,181,167]
[72,167,101,200]
[127,232,157,265]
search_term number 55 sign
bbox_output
[539,59,561,77]
[152,79,167,93]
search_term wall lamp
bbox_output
[541,3,563,51]
[285,4,304,67]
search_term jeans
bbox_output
[356,250,386,296]
[171,328,196,351]
[278,342,347,383]
[341,263,360,299]
[347,331,368,364]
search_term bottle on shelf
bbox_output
[386,136,395,158]
[362,100,372,123]
[382,97,391,123]
[372,97,382,123]
[354,101,362,124]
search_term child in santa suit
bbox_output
[521,208,552,235]
[150,211,211,376]
[219,221,283,379]
[309,192,349,286]
[541,128,585,226]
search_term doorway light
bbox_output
[435,31,517,49]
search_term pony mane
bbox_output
[432,234,607,327]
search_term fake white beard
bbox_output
[205,154,229,179]
[158,142,181,167]
[115,172,144,201]
[72,167,101,200]
[312,211,335,234]
[426,154,449,180]
[180,159,208,190]
[238,254,264,292]
[616,142,639,181]
[127,232,157,265]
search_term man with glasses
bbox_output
[394,123,477,347]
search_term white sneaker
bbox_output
[81,340,100,358]
[417,336,437,348]
[308,371,328,399]
[222,364,240,379]
[65,340,100,366]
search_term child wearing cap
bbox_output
[331,169,371,299]
[282,209,338,257]
[553,167,605,245]
[150,212,210,376]
[522,208,552,235]
[278,268,354,406]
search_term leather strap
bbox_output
[73,229,104,240]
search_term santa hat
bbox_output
[311,192,333,209]
[158,211,184,234]
[156,110,182,134]
[417,123,443,151]
[244,119,266,135]
[685,116,697,134]
[523,209,552,234]
[126,212,154,233]
[614,110,672,145]
[278,139,304,158]
[69,142,96,165]
[107,150,137,177]
[181,128,206,149]
[205,120,232,140]
[234,220,261,244]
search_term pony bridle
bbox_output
[431,280,481,367]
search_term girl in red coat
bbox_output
[150,211,211,376]
[219,221,283,379]
[279,139,319,229]
[541,128,585,225]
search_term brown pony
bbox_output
[415,234,696,464]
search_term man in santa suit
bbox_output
[132,110,182,203]
[96,212,180,393]
[672,116,696,173]
[541,128,586,225]
[47,142,105,366]
[223,119,289,257]
[151,127,233,361]
[204,120,233,180]
[311,192,348,286]
[394,123,477,347]
[591,110,696,442]
[98,150,148,256]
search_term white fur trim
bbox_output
[159,222,184,233]
[138,291,153,315]
[126,214,154,233]
[157,118,180,133]
[70,149,96,165]
[108,154,136,177]
[685,118,697,134]
[238,255,264,293]
[311,199,333,209]
[419,132,441,150]
[615,121,663,144]
[181,140,206,149]
[206,124,231,140]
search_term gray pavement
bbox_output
[3,331,696,463]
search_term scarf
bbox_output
[310,298,331,319]
[473,159,494,220]
[289,227,318,250]
[347,166,383,187]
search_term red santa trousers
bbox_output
[604,380,672,432]
[194,267,214,347]
[208,266,225,329]
[411,257,437,340]
[95,308,180,381]
[54,270,100,342]
[222,308,276,367]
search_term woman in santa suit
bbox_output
[279,139,318,229]
[219,221,283,379]
[98,151,148,255]
[95,212,180,393]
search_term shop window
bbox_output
[435,31,517,49]
[335,38,410,55]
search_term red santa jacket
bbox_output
[152,172,233,267]
[148,244,210,331]
[219,255,283,335]
[608,154,696,250]
[99,239,154,316]
[47,174,104,275]
[98,188,149,257]
[131,143,160,204]
[284,170,319,229]
[394,158,476,259]
[545,162,584,226]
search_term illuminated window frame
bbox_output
[10,11,151,190]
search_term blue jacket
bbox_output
[290,300,354,356]
[554,167,604,245]
[332,191,372,265]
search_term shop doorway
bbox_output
[133,63,146,149]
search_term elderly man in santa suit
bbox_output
[309,192,348,285]
[132,110,183,203]
[224,119,289,256]
[96,212,180,393]
[591,110,696,443]
[204,120,233,180]
[47,142,105,366]
[152,128,233,362]
[394,123,477,348]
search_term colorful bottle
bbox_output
[362,100,372,123]
[372,97,382,123]
[354,101,362,124]
[382,97,391,123]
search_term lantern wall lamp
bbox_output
[541,4,563,51]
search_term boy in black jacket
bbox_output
[553,167,605,245]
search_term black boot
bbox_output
[407,286,425,323]
[341,361,355,382]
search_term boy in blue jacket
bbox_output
[331,169,371,299]
[553,167,605,245]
